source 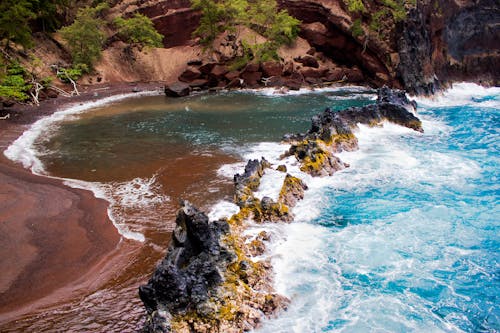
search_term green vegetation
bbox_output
[344,0,415,40]
[114,13,163,48]
[59,5,107,71]
[191,0,300,63]
[192,0,228,45]
[0,0,70,48]
[351,18,364,37]
[0,0,36,48]
[345,0,367,13]
[0,63,31,101]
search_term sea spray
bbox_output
[255,84,499,332]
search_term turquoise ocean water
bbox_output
[5,84,499,332]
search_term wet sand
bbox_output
[0,83,160,325]
[0,82,238,331]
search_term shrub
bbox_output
[114,13,163,48]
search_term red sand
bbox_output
[0,83,160,324]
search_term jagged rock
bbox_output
[139,201,234,332]
[260,196,292,222]
[286,87,423,177]
[260,61,283,77]
[178,67,202,82]
[234,158,270,208]
[276,165,287,173]
[278,174,308,207]
[164,82,191,97]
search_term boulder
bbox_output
[300,67,328,78]
[284,79,302,90]
[178,67,202,82]
[210,65,229,78]
[199,62,216,74]
[226,78,243,89]
[297,55,319,68]
[241,71,262,87]
[225,70,240,81]
[343,67,364,83]
[188,79,209,88]
[242,62,260,73]
[325,68,344,82]
[260,61,283,77]
[282,61,294,76]
[164,82,191,97]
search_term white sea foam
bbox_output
[63,175,170,243]
[4,91,159,174]
[244,85,373,97]
[414,82,500,108]
[254,169,287,201]
[3,90,162,241]
[208,200,240,221]
[250,107,487,332]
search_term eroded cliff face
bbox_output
[28,0,497,92]
[397,0,499,94]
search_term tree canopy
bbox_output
[59,5,107,70]
[192,0,301,63]
[114,13,163,48]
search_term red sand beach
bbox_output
[0,83,160,326]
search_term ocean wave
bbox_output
[3,90,162,242]
[414,82,500,108]
[4,91,159,174]
[64,175,170,243]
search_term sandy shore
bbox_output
[0,82,163,323]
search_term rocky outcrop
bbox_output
[233,158,295,223]
[397,0,499,94]
[285,87,422,176]
[139,201,234,332]
[140,200,288,333]
[141,87,425,332]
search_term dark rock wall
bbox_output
[397,0,499,94]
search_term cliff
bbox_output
[12,0,497,96]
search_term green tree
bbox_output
[59,6,107,70]
[114,13,163,48]
[192,0,227,45]
[0,0,36,48]
[33,0,70,32]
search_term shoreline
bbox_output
[0,82,165,325]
